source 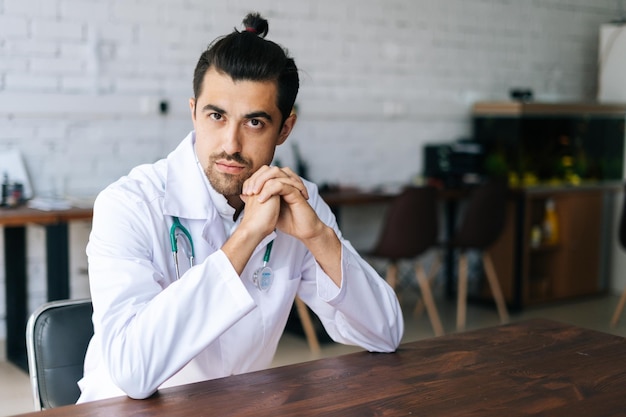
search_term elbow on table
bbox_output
[116,378,159,400]
[109,366,160,400]
[374,312,404,353]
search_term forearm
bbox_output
[301,224,343,287]
[304,245,404,352]
[221,226,264,275]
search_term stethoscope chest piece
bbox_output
[253,266,273,291]
[253,239,274,291]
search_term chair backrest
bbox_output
[370,186,439,260]
[26,298,93,410]
[450,179,508,250]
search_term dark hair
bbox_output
[192,12,299,125]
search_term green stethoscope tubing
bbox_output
[262,239,274,265]
[170,216,274,280]
[170,216,195,279]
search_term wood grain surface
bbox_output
[12,319,626,416]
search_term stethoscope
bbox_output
[170,216,195,280]
[169,216,274,290]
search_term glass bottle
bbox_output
[542,198,559,245]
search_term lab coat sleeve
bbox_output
[86,184,255,399]
[296,186,404,353]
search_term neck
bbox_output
[227,195,245,220]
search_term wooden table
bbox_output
[12,319,626,416]
[1,206,93,371]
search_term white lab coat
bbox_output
[77,132,403,403]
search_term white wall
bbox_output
[0,0,622,341]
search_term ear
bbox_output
[276,113,297,146]
[189,98,196,123]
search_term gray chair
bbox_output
[26,298,93,410]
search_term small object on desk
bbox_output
[509,87,533,102]
[28,197,72,211]
[1,173,25,208]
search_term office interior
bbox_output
[2,0,626,415]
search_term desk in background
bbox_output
[320,187,398,206]
[11,319,626,416]
[1,206,93,371]
[320,187,397,227]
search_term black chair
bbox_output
[446,179,510,331]
[368,186,444,336]
[611,184,626,327]
[26,298,93,410]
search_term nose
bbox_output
[221,124,242,155]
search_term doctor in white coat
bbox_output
[78,12,403,403]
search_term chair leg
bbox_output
[294,297,321,356]
[385,262,401,304]
[385,262,399,290]
[457,252,469,332]
[611,289,626,327]
[415,262,445,336]
[414,253,442,317]
[482,252,510,324]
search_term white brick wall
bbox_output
[0,0,621,344]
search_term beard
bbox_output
[205,152,253,197]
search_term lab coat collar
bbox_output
[163,131,214,220]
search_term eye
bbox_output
[209,113,222,121]
[247,119,264,129]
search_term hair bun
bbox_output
[242,12,269,38]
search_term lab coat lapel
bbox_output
[200,209,227,253]
[163,131,211,220]
[161,131,226,258]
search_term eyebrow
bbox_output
[201,104,273,122]
[245,111,273,122]
[201,104,226,114]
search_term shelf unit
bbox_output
[481,185,618,309]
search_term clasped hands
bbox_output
[240,165,323,243]
[225,165,341,285]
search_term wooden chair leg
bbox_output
[385,262,399,290]
[294,297,321,356]
[414,253,442,317]
[611,288,626,327]
[482,252,510,324]
[457,253,469,332]
[415,263,445,336]
[385,262,401,304]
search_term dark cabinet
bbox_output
[471,102,625,309]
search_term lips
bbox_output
[216,160,245,175]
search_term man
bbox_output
[78,12,403,403]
